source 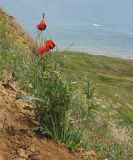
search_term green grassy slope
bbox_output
[60,52,133,126]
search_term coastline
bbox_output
[58,49,133,60]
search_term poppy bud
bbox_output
[36,19,46,31]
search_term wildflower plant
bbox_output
[16,13,97,150]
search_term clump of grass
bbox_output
[16,49,96,150]
[14,14,99,150]
[0,15,14,77]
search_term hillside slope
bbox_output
[0,78,86,160]
[0,8,90,160]
[0,7,35,51]
[61,52,133,126]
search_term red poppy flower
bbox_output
[37,40,55,55]
[36,19,46,31]
[45,40,55,49]
[37,45,46,55]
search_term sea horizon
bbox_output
[30,23,133,59]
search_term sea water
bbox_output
[43,23,133,58]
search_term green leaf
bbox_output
[16,95,44,102]
[23,105,33,111]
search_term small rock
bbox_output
[0,155,5,160]
[17,148,28,158]
[47,152,52,157]
[85,150,97,158]
[28,146,36,153]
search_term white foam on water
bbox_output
[92,23,101,27]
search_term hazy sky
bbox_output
[1,0,133,30]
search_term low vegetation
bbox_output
[59,52,133,127]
